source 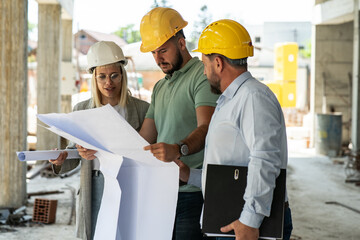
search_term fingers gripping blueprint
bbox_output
[37,104,179,240]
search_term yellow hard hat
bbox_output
[140,7,188,53]
[193,19,254,59]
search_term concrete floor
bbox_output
[1,143,360,239]
[288,147,360,240]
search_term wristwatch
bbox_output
[178,142,189,157]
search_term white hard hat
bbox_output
[87,41,128,73]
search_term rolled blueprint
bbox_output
[16,149,80,161]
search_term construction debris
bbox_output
[0,206,32,226]
[0,209,11,224]
[325,201,360,214]
[26,161,52,179]
[62,184,76,225]
[345,151,360,184]
[0,226,16,233]
[32,199,58,224]
[27,190,64,199]
[26,161,80,179]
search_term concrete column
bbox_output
[309,25,317,147]
[0,0,27,207]
[60,19,73,148]
[36,3,61,150]
[61,19,72,62]
[352,0,360,153]
[60,95,72,149]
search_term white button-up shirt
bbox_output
[190,71,288,229]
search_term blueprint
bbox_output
[37,104,179,240]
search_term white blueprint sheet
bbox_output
[37,104,179,240]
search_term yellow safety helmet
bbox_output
[193,19,254,59]
[140,7,188,53]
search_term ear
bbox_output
[178,37,186,50]
[214,56,224,73]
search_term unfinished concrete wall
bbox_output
[0,0,28,207]
[311,22,353,145]
[351,4,360,152]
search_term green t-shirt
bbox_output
[146,57,219,192]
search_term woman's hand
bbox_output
[49,148,67,166]
[76,144,97,160]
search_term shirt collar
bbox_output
[216,71,252,106]
[165,57,199,80]
[222,71,252,99]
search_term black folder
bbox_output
[202,164,286,239]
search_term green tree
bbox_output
[28,22,37,62]
[151,0,171,8]
[28,22,36,33]
[113,24,141,44]
[300,39,311,58]
[188,5,212,50]
[28,21,37,41]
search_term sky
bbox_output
[28,0,314,40]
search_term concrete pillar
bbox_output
[0,0,27,207]
[60,18,73,113]
[60,95,72,149]
[36,3,61,150]
[309,25,317,147]
[60,19,73,148]
[352,0,360,153]
[61,19,72,62]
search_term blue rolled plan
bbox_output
[16,149,80,161]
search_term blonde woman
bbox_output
[49,41,149,240]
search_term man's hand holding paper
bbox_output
[144,142,180,162]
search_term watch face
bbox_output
[181,144,189,156]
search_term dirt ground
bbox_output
[1,137,360,240]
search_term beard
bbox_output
[210,84,222,94]
[208,73,222,94]
[159,48,183,75]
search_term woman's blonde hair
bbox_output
[90,62,130,108]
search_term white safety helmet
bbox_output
[87,41,128,73]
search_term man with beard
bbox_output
[176,19,293,240]
[138,7,219,240]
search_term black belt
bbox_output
[92,170,101,177]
